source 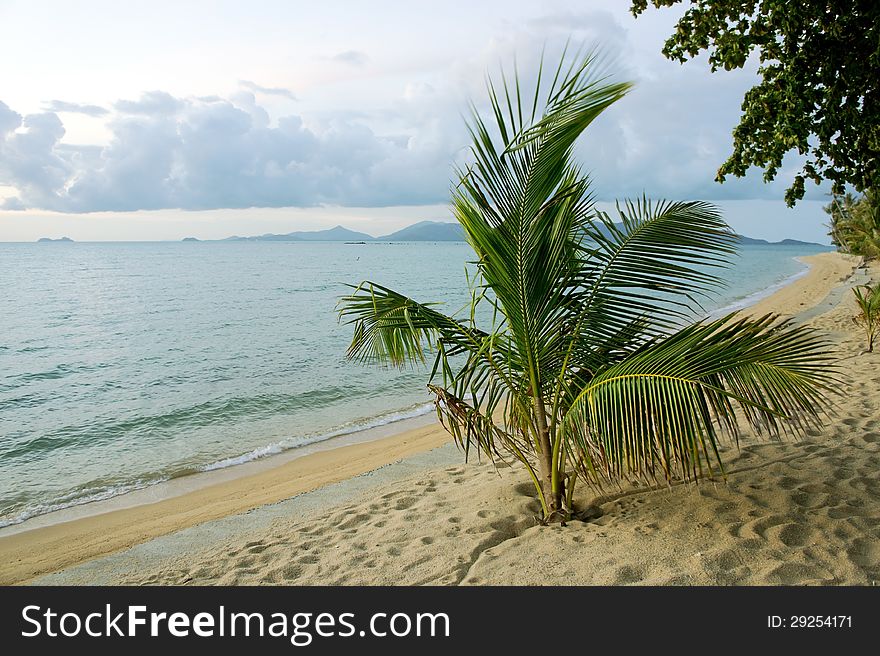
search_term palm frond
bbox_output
[451,50,631,397]
[576,198,738,342]
[563,313,837,485]
[338,282,485,366]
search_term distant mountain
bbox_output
[219,222,463,242]
[37,237,73,242]
[377,221,464,242]
[584,226,825,247]
[735,235,825,247]
[287,225,375,241]
[181,237,200,242]
[211,221,824,247]
[225,225,374,242]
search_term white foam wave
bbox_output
[707,259,809,319]
[198,401,436,472]
[0,402,437,529]
[0,477,169,529]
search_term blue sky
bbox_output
[0,0,833,242]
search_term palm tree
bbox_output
[826,190,880,260]
[852,283,879,352]
[339,50,837,523]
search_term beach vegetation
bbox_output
[631,1,880,206]
[852,283,879,353]
[826,190,880,260]
[339,49,838,523]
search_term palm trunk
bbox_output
[533,394,564,521]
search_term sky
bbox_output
[0,0,834,243]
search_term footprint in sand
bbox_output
[280,564,303,581]
[860,432,879,444]
[612,564,645,585]
[393,497,417,510]
[740,514,789,540]
[767,562,828,585]
[766,522,815,548]
[778,476,800,490]
[846,538,880,575]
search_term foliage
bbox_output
[631,1,880,206]
[852,284,880,352]
[339,50,838,523]
[825,190,880,260]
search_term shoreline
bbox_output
[0,249,828,533]
[0,418,452,585]
[708,259,810,318]
[0,251,862,585]
[0,408,438,536]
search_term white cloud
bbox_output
[0,4,831,216]
[0,103,73,210]
[329,50,369,67]
[0,89,463,212]
[238,80,298,100]
[114,91,185,116]
[43,100,109,117]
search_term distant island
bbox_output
[221,221,465,243]
[207,220,825,246]
[734,235,825,247]
[30,225,826,246]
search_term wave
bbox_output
[0,362,97,393]
[0,475,169,529]
[200,401,435,471]
[707,259,809,318]
[0,401,436,529]
[0,385,359,460]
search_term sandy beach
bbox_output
[3,250,878,586]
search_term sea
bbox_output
[0,240,831,527]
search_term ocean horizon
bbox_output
[0,240,831,527]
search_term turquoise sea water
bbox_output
[0,240,830,526]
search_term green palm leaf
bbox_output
[339,47,840,523]
[564,314,837,484]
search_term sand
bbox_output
[0,423,451,584]
[6,251,879,586]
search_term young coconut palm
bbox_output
[852,283,879,352]
[339,50,837,523]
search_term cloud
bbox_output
[0,104,73,210]
[42,100,109,117]
[329,50,369,67]
[0,89,463,212]
[238,80,297,100]
[0,101,22,134]
[464,8,829,203]
[0,8,830,214]
[0,196,26,210]
[526,10,629,51]
[573,49,828,202]
[114,91,185,116]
